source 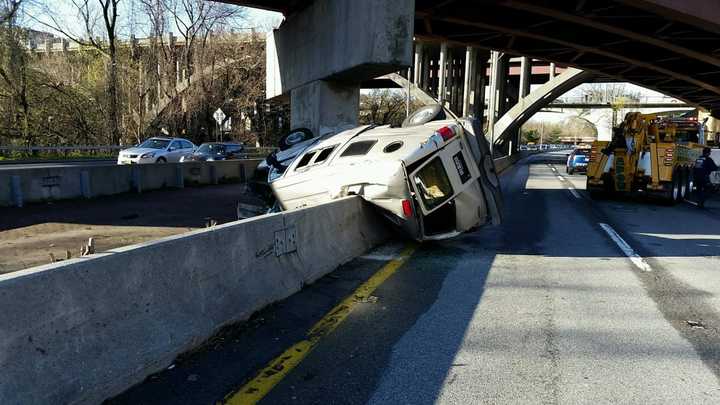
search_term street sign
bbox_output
[213,108,226,125]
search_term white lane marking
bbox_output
[636,232,720,240]
[568,187,581,199]
[599,223,653,272]
[551,165,582,199]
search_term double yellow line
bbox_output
[220,244,417,405]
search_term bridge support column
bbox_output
[487,51,507,154]
[414,42,424,86]
[519,57,532,98]
[512,56,533,154]
[438,42,448,105]
[462,47,476,117]
[266,0,413,135]
[291,80,359,137]
[474,52,487,122]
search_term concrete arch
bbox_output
[490,67,594,147]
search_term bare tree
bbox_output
[0,0,21,24]
[165,0,243,85]
[0,0,30,144]
[581,83,642,127]
[32,0,122,144]
[360,89,421,127]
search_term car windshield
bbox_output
[139,138,170,149]
[197,144,225,155]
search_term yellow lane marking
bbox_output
[220,244,417,405]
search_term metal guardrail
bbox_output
[0,145,276,159]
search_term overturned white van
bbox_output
[261,105,503,241]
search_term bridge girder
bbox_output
[414,0,720,115]
[217,0,720,116]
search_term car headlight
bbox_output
[141,152,155,159]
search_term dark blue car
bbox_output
[180,142,245,162]
[566,148,589,174]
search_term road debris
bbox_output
[686,320,706,329]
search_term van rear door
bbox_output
[409,139,483,237]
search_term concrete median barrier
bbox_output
[493,151,535,174]
[0,196,390,405]
[0,159,262,207]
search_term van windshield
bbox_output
[414,157,454,211]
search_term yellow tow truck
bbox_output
[586,112,717,203]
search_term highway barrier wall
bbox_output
[0,196,390,405]
[494,150,535,174]
[0,159,262,207]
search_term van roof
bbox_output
[303,119,458,167]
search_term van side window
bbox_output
[296,151,317,169]
[315,146,336,163]
[340,140,377,157]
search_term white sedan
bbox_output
[117,137,196,164]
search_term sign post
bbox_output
[213,108,226,142]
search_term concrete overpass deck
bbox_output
[108,152,720,404]
[222,0,720,115]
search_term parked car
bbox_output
[180,142,245,162]
[566,148,590,174]
[117,137,196,164]
[260,104,504,241]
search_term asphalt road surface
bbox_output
[109,152,720,404]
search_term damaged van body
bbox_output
[261,106,503,241]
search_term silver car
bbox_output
[117,137,196,164]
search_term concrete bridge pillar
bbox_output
[413,42,424,86]
[510,56,533,154]
[266,0,414,136]
[519,57,532,98]
[290,80,360,137]
[462,47,477,117]
[438,42,448,106]
[487,51,508,154]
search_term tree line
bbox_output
[0,0,288,151]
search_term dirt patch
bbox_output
[0,184,265,274]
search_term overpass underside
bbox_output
[217,0,720,155]
[414,0,720,115]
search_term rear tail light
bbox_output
[435,125,457,142]
[402,199,413,218]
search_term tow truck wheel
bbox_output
[679,167,688,200]
[671,170,681,203]
[687,170,695,196]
